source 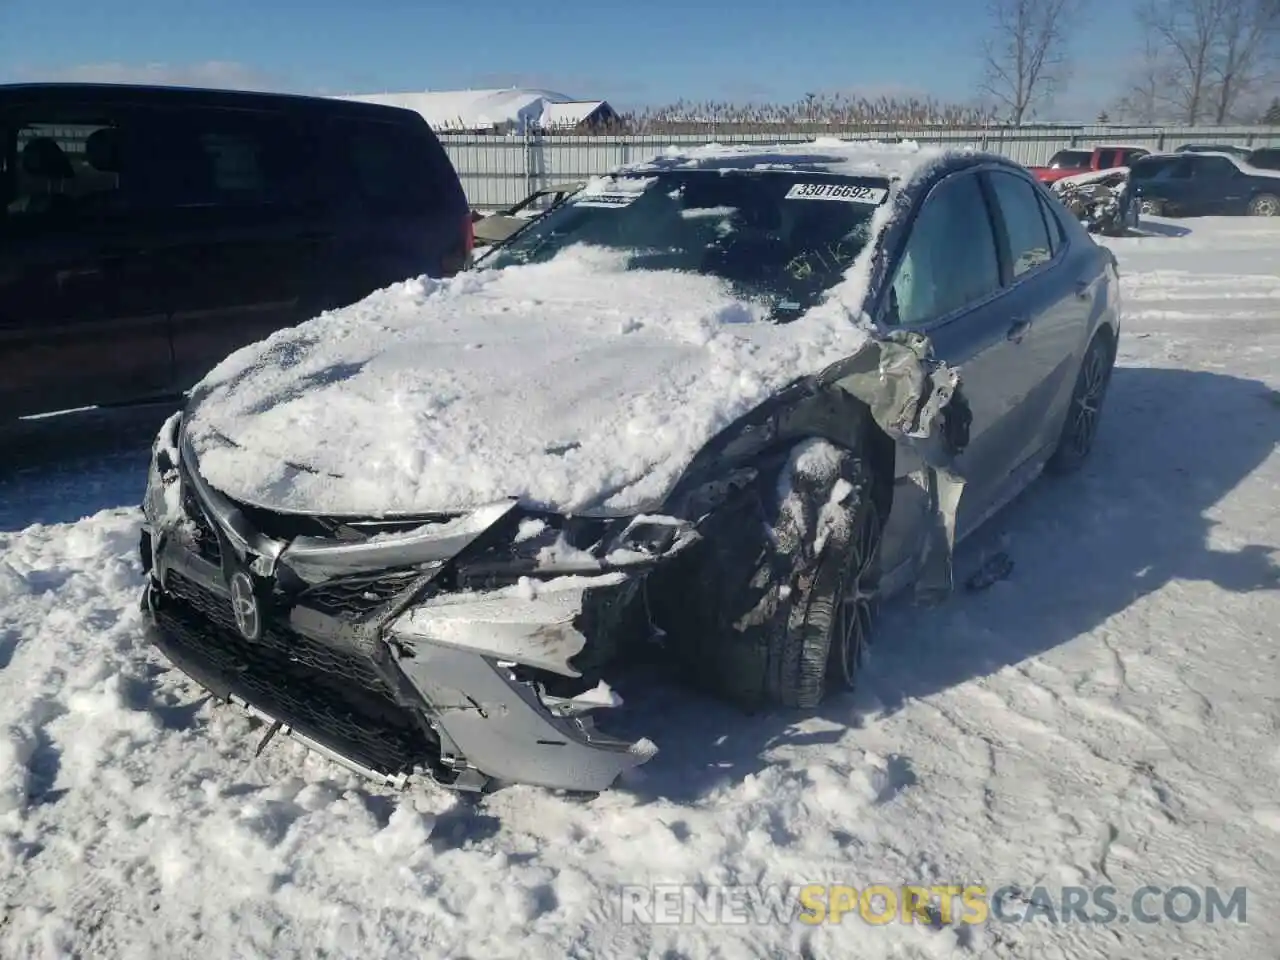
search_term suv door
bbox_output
[132,105,324,388]
[1140,156,1193,212]
[1186,155,1248,214]
[879,170,1023,543]
[0,103,172,418]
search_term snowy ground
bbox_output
[2,218,1278,959]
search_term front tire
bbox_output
[1248,193,1279,217]
[1047,333,1114,474]
[658,441,882,709]
[1139,199,1164,217]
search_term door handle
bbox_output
[1007,318,1031,342]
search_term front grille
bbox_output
[298,568,429,620]
[156,572,437,778]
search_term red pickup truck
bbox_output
[1027,144,1151,184]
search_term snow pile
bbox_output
[184,247,877,518]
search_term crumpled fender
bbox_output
[826,330,971,604]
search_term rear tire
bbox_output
[1047,333,1114,475]
[1248,193,1279,217]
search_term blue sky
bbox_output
[1,0,1137,117]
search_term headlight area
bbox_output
[142,411,184,533]
[384,571,660,792]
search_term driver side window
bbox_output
[888,173,1001,327]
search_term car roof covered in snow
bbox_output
[618,138,981,183]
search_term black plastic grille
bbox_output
[157,572,436,778]
[298,568,428,620]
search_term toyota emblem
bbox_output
[228,571,262,641]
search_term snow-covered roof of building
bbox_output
[334,88,612,132]
[542,100,611,128]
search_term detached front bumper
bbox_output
[140,424,674,793]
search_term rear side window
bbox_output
[2,115,127,224]
[1036,193,1064,255]
[1191,156,1237,178]
[986,171,1054,278]
[327,118,455,215]
[134,107,309,209]
[888,173,1001,327]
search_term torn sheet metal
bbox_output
[827,330,972,603]
[388,573,627,677]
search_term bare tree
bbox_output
[1209,0,1280,122]
[1114,33,1178,122]
[979,0,1082,124]
[1139,0,1280,123]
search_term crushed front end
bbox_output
[139,414,692,792]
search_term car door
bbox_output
[0,103,172,418]
[132,105,324,389]
[873,169,1025,569]
[981,170,1089,468]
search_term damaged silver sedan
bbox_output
[138,142,1120,793]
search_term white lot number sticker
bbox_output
[573,192,643,209]
[785,182,887,204]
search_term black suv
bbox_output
[1130,150,1280,218]
[0,83,471,420]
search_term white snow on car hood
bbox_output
[183,247,878,518]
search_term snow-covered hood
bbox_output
[183,249,876,518]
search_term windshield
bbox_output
[481,170,887,320]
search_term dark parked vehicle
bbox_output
[1130,151,1280,217]
[1174,143,1254,159]
[0,83,471,420]
[139,142,1121,793]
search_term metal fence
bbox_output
[439,124,1280,210]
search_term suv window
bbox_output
[1191,156,1238,179]
[1130,156,1178,181]
[136,108,308,209]
[2,117,126,223]
[331,118,447,214]
[988,172,1054,277]
[888,173,1001,327]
